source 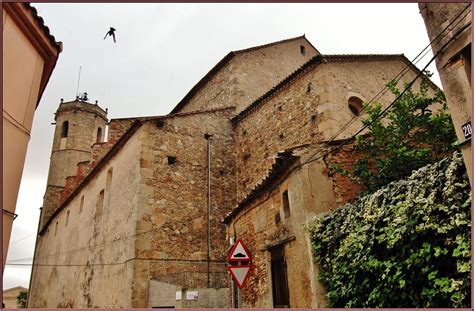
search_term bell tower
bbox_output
[41,97,108,227]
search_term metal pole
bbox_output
[237,261,242,308]
[231,276,236,307]
[76,66,82,97]
[205,134,212,288]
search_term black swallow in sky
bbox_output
[104,27,116,43]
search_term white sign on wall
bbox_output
[186,291,198,300]
[175,291,182,301]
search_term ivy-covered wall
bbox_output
[307,152,471,307]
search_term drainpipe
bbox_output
[204,133,212,288]
[26,207,42,308]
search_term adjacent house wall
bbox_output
[3,286,28,309]
[419,2,472,182]
[3,7,46,269]
[225,158,335,308]
[2,3,61,270]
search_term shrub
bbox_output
[307,153,471,307]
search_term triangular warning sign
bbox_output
[228,265,251,289]
[227,239,252,262]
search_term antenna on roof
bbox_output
[76,66,82,97]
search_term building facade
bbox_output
[419,2,472,183]
[29,35,442,308]
[2,2,62,270]
[3,286,28,308]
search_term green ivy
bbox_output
[307,153,471,307]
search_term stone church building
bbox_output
[28,35,438,308]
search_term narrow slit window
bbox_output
[96,127,103,143]
[79,195,84,214]
[96,190,105,216]
[282,190,290,218]
[106,167,113,207]
[61,121,69,138]
[66,210,70,226]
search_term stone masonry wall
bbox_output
[178,59,238,114]
[42,101,107,227]
[130,109,236,307]
[225,159,333,308]
[107,118,137,145]
[232,37,318,114]
[29,130,142,308]
[419,2,472,182]
[234,59,428,201]
[178,37,318,115]
[224,145,372,308]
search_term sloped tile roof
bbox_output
[231,53,440,124]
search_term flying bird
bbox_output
[104,27,116,43]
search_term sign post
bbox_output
[227,239,253,307]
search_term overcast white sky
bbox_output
[4,3,442,289]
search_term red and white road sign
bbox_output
[227,239,252,262]
[227,265,252,289]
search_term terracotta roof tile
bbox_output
[24,3,62,52]
[231,53,439,125]
[223,149,301,224]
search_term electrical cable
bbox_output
[15,6,471,270]
[303,5,471,164]
[303,20,471,167]
[230,18,471,216]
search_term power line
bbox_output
[303,5,471,165]
[6,257,227,268]
[232,17,471,212]
[5,257,34,263]
[303,20,471,167]
[15,5,471,270]
[10,232,36,244]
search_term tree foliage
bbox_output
[307,153,471,307]
[17,291,27,308]
[332,75,457,193]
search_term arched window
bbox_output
[106,167,113,189]
[96,127,103,143]
[348,96,364,116]
[61,121,69,138]
[300,45,306,56]
[54,221,59,236]
[59,121,69,150]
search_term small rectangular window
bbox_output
[167,156,177,165]
[300,45,306,56]
[156,120,165,128]
[282,190,290,218]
